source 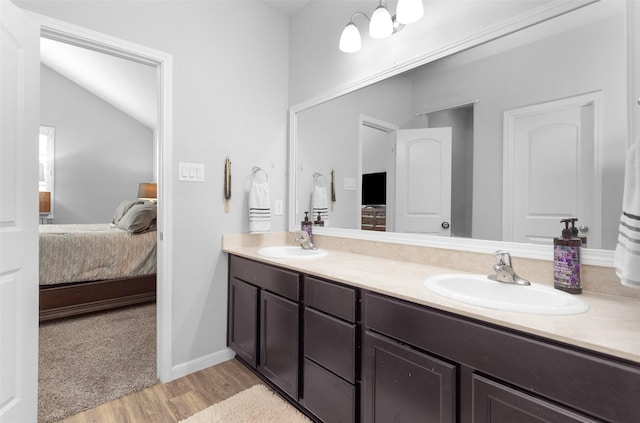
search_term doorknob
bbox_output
[441,221,450,229]
[579,225,589,233]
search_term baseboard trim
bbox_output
[171,347,236,380]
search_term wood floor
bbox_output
[56,359,264,423]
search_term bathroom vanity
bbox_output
[225,236,640,423]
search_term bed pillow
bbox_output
[112,199,144,225]
[117,203,157,233]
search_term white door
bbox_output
[395,128,452,235]
[504,94,600,247]
[0,2,40,422]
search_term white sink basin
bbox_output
[424,274,589,315]
[256,245,328,259]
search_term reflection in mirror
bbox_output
[294,2,626,251]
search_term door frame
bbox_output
[27,11,174,382]
[358,115,399,229]
[502,91,602,247]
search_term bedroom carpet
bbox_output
[38,303,158,423]
[178,384,312,423]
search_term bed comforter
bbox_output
[39,223,157,285]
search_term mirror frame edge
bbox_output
[287,0,615,267]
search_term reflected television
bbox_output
[362,172,386,206]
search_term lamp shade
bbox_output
[369,4,393,39]
[396,0,424,25]
[39,191,51,213]
[137,182,157,201]
[339,22,361,53]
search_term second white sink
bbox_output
[256,245,328,259]
[424,274,589,315]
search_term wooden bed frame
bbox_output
[39,274,156,322]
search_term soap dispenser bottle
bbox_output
[553,218,582,294]
[301,212,312,238]
[314,211,324,227]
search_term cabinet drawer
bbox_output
[361,216,375,225]
[230,255,299,301]
[304,276,356,322]
[364,292,640,422]
[304,307,356,383]
[303,358,356,423]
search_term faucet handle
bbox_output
[494,250,512,266]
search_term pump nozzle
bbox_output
[569,218,579,237]
[560,218,573,239]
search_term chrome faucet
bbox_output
[488,250,531,286]
[295,231,317,250]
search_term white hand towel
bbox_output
[312,183,329,226]
[614,137,640,288]
[249,181,271,234]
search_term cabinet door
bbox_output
[472,374,598,423]
[260,290,299,399]
[362,331,456,423]
[228,277,258,367]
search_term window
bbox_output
[39,126,55,217]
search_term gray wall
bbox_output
[16,0,289,373]
[40,64,154,223]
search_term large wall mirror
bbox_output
[290,1,627,264]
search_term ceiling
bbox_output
[40,1,313,131]
[40,37,158,130]
[260,0,312,16]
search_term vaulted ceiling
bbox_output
[39,1,313,131]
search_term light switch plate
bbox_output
[274,200,283,216]
[344,177,357,191]
[178,162,204,182]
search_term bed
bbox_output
[39,201,158,322]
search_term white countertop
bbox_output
[223,241,640,364]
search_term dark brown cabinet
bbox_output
[362,331,456,423]
[472,374,599,423]
[228,277,258,367]
[228,255,640,423]
[227,255,301,401]
[259,290,299,398]
[363,291,640,423]
[302,276,358,423]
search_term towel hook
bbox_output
[251,166,268,183]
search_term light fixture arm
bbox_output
[347,11,370,25]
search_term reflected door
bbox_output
[395,128,452,235]
[0,1,40,421]
[504,94,600,247]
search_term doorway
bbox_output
[33,13,174,383]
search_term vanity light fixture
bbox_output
[339,0,424,53]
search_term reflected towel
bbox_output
[312,183,329,226]
[249,181,271,234]
[615,138,640,288]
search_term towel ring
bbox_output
[251,166,268,183]
[313,172,327,187]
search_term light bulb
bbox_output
[339,22,361,53]
[396,0,424,25]
[369,5,393,39]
